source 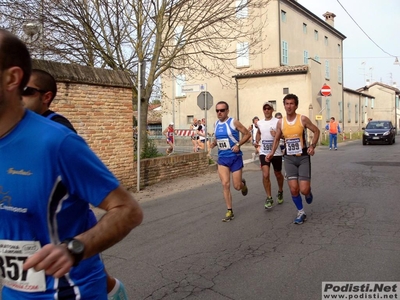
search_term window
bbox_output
[187,115,194,124]
[355,104,359,123]
[237,42,249,67]
[364,97,369,107]
[174,25,184,45]
[338,44,341,53]
[281,41,288,65]
[303,23,307,34]
[283,87,289,94]
[324,36,328,45]
[395,95,398,109]
[236,0,248,18]
[338,66,342,84]
[314,30,318,41]
[269,100,277,110]
[303,50,308,64]
[314,55,320,62]
[371,98,375,109]
[326,98,331,121]
[175,74,186,97]
[339,102,343,123]
[361,104,365,123]
[347,102,351,123]
[325,60,330,79]
[281,10,286,22]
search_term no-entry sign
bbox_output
[321,84,331,96]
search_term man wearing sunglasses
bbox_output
[22,69,77,133]
[21,69,130,300]
[0,29,143,299]
[255,101,284,210]
[210,101,251,222]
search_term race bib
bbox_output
[216,138,230,150]
[285,138,302,155]
[0,240,46,292]
[262,139,273,154]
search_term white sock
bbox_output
[108,278,121,296]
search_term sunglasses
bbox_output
[216,109,226,113]
[22,86,48,96]
[263,107,273,110]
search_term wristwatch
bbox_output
[235,142,240,147]
[61,238,85,266]
[310,143,317,148]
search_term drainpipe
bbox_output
[340,40,345,132]
[235,77,239,120]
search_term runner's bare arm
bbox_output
[266,119,283,160]
[301,115,320,155]
[23,186,143,278]
[234,120,252,145]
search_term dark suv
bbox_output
[362,120,396,145]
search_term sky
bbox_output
[297,0,400,90]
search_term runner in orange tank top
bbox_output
[266,94,320,225]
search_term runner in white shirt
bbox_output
[256,101,284,209]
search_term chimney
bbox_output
[393,82,397,88]
[323,12,336,27]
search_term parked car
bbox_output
[362,120,396,145]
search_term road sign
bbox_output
[182,84,207,93]
[315,115,323,120]
[197,91,213,110]
[321,84,331,96]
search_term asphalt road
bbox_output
[106,140,400,299]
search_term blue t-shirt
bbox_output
[0,110,119,299]
[214,117,242,158]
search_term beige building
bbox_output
[162,0,347,138]
[357,82,400,130]
[342,87,375,134]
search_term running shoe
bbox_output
[222,210,234,222]
[241,179,248,196]
[294,211,307,224]
[277,191,284,204]
[305,191,313,204]
[264,197,273,209]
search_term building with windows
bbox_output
[162,0,347,137]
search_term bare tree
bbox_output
[0,0,268,153]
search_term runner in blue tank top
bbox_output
[210,101,251,222]
[0,29,143,300]
[22,68,129,300]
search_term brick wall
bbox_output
[32,60,135,188]
[32,60,211,191]
[134,152,210,190]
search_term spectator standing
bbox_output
[267,94,320,225]
[22,68,128,300]
[256,102,284,209]
[190,118,199,152]
[0,29,143,299]
[325,117,341,150]
[248,116,260,160]
[210,101,251,222]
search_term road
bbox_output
[106,140,400,299]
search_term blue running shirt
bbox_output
[214,117,242,158]
[0,110,119,299]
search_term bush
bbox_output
[134,135,162,160]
